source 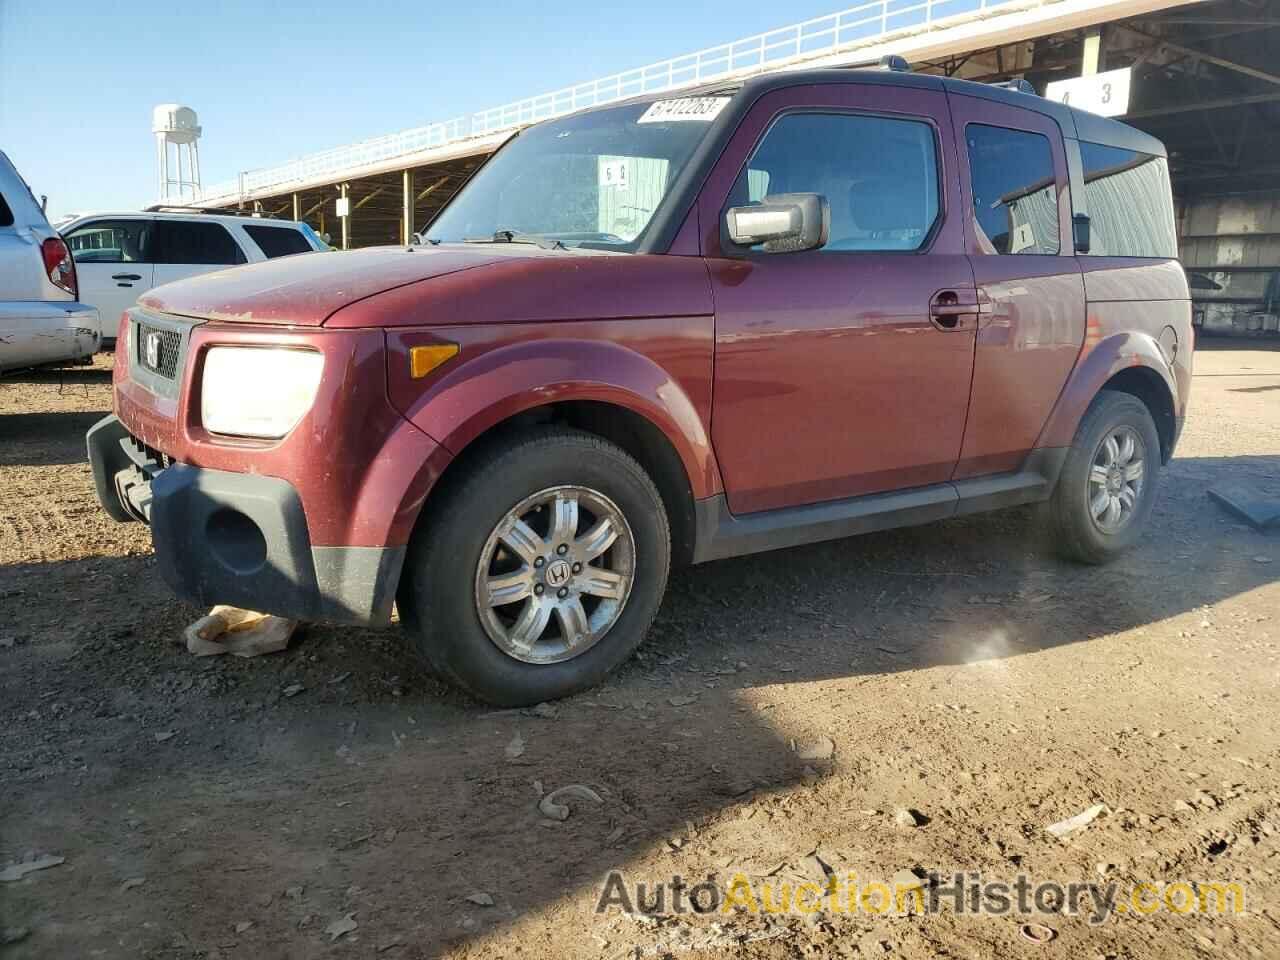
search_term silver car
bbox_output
[0,150,99,374]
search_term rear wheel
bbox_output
[1046,391,1161,564]
[398,428,670,705]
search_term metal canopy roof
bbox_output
[199,0,1201,207]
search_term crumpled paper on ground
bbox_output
[184,605,297,658]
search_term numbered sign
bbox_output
[1045,67,1131,118]
[599,159,629,188]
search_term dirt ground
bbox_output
[1,341,1278,960]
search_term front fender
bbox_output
[385,319,720,500]
[1037,329,1179,451]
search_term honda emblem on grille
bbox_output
[144,331,161,370]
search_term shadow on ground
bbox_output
[0,410,110,467]
[1,453,1277,957]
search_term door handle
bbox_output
[930,291,974,330]
[112,273,142,281]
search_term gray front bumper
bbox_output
[87,415,403,626]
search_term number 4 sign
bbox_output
[1045,67,1131,118]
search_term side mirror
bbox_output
[1073,213,1091,254]
[725,193,830,253]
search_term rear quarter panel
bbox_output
[1038,257,1192,450]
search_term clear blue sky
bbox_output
[0,0,847,219]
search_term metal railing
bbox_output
[200,116,469,202]
[200,0,1023,204]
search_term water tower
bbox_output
[153,104,202,203]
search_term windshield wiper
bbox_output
[463,229,565,250]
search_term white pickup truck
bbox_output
[0,150,100,374]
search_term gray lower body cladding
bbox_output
[87,414,402,626]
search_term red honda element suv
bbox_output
[89,67,1192,705]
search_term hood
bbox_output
[139,245,520,327]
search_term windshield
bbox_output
[425,98,729,251]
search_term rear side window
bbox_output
[243,224,314,259]
[1079,142,1177,258]
[0,191,12,227]
[153,221,246,265]
[728,112,940,252]
[966,124,1060,255]
[65,219,153,263]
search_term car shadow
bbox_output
[1,364,112,386]
[0,410,110,467]
[0,453,1276,957]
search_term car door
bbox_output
[946,96,1085,478]
[700,82,978,514]
[151,219,246,287]
[63,218,156,339]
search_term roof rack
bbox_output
[844,54,912,73]
[987,78,1037,95]
[142,203,239,214]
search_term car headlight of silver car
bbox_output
[200,346,324,439]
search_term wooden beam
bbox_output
[1126,90,1280,120]
[352,185,388,212]
[416,174,451,202]
[1116,23,1280,86]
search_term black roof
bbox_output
[692,67,1166,157]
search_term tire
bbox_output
[1046,390,1162,565]
[398,427,670,706]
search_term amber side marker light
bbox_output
[409,343,459,379]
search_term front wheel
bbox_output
[1045,391,1162,564]
[398,428,670,706]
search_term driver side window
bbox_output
[65,219,153,264]
[731,112,940,252]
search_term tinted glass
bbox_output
[65,219,153,263]
[732,113,942,252]
[0,191,12,227]
[730,112,940,252]
[1080,142,1177,258]
[244,224,314,258]
[966,124,1059,255]
[153,221,245,265]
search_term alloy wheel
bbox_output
[1087,425,1146,534]
[474,485,636,664]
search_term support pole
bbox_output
[155,135,167,200]
[1082,28,1101,75]
[292,192,300,222]
[402,169,415,245]
[191,140,201,199]
[340,183,350,251]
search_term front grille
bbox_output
[136,323,182,379]
[125,434,173,471]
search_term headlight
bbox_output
[201,347,324,439]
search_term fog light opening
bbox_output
[206,508,268,574]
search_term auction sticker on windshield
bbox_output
[637,97,730,123]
